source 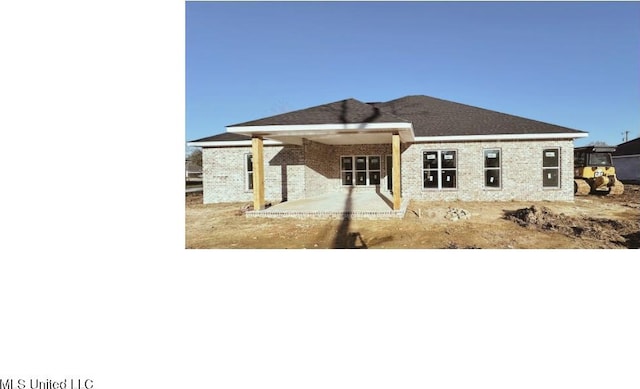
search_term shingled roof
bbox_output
[189,94,586,143]
[190,132,249,143]
[229,98,409,127]
[613,137,640,156]
[371,95,584,137]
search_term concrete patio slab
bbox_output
[246,189,409,219]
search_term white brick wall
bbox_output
[201,138,575,203]
[202,145,304,204]
[401,139,574,201]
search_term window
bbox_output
[587,153,612,166]
[368,156,381,185]
[355,156,367,185]
[484,149,501,188]
[543,148,560,188]
[246,154,253,191]
[423,150,457,189]
[574,151,585,167]
[341,156,353,186]
[341,155,381,186]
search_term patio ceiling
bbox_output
[226,122,415,145]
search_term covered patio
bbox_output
[226,98,416,214]
[245,188,410,219]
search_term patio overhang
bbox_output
[226,122,415,145]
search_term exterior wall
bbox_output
[303,139,392,195]
[202,145,304,204]
[612,155,640,183]
[201,138,576,203]
[269,145,306,201]
[401,139,575,201]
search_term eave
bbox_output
[226,122,415,145]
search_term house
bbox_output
[612,137,640,183]
[187,95,587,211]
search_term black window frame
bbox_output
[422,150,457,190]
[543,148,560,188]
[483,149,501,189]
[340,155,381,186]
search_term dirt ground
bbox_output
[185,185,640,249]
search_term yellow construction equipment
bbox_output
[574,146,624,195]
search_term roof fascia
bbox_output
[413,133,588,142]
[186,139,284,148]
[227,122,413,134]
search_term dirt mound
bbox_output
[505,205,637,246]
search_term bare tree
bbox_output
[186,148,202,168]
[587,140,609,147]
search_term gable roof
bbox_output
[229,98,409,127]
[371,95,584,137]
[613,137,640,156]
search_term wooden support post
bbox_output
[392,134,401,210]
[251,137,265,210]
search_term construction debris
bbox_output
[445,207,471,221]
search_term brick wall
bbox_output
[303,139,392,195]
[401,139,575,201]
[202,138,575,203]
[202,145,304,204]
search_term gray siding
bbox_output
[612,155,640,182]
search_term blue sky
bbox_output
[186,1,640,148]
